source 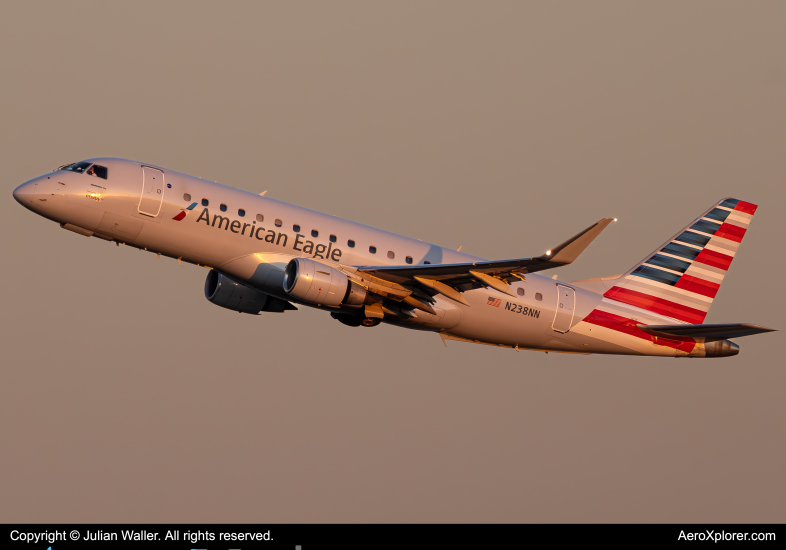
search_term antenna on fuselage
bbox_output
[259,190,268,196]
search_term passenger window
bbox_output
[220,204,227,212]
[238,209,245,217]
[387,251,395,259]
[329,234,337,243]
[311,229,318,237]
[517,288,525,296]
[535,293,542,301]
[275,219,282,227]
[256,214,264,222]
[202,198,209,206]
[369,246,377,254]
[293,224,301,232]
[183,193,191,201]
[405,256,413,264]
[348,240,355,248]
[86,164,108,179]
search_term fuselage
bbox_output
[13,157,733,357]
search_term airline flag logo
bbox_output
[487,297,501,307]
[172,202,198,221]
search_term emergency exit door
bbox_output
[552,285,576,333]
[138,166,165,217]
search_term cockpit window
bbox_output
[86,164,108,179]
[59,161,92,174]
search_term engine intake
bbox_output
[284,258,365,307]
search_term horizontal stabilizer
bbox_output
[637,323,776,341]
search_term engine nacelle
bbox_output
[205,270,271,314]
[284,258,366,307]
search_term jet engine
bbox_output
[284,258,366,307]
[205,270,288,314]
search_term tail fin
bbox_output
[604,198,757,324]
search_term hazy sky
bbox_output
[1,1,784,522]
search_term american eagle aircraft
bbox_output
[13,158,775,357]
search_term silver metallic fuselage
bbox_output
[12,157,728,357]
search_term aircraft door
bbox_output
[552,285,575,333]
[138,166,165,217]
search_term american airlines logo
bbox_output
[172,202,198,221]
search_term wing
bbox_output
[349,218,614,306]
[637,323,776,341]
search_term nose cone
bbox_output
[13,181,35,205]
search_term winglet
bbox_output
[538,218,614,265]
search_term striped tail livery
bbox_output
[605,198,756,324]
[574,198,774,357]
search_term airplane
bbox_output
[13,157,775,358]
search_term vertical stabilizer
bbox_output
[603,198,757,324]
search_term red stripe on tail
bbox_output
[694,248,733,271]
[583,309,696,353]
[603,287,707,324]
[734,201,758,215]
[715,222,746,243]
[674,274,721,298]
